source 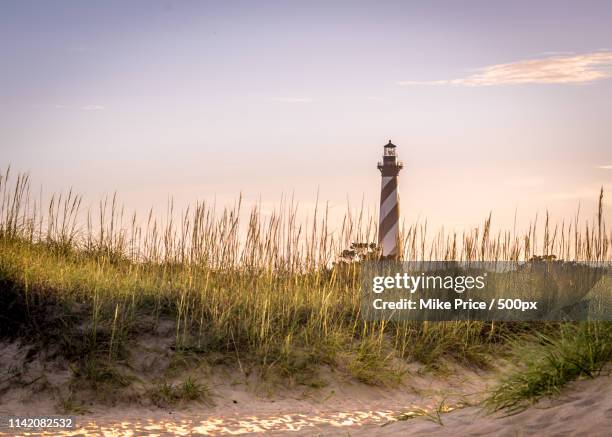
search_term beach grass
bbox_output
[0,167,610,401]
[485,321,611,414]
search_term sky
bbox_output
[1,0,611,234]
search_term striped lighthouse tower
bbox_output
[377,140,403,259]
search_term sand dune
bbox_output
[370,374,612,437]
[1,372,609,436]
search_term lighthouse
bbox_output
[377,140,403,259]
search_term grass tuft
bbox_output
[150,377,213,407]
[485,322,612,414]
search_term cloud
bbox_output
[397,52,612,87]
[270,97,312,103]
[597,165,612,170]
[81,105,105,111]
[549,186,611,201]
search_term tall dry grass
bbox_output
[0,167,610,383]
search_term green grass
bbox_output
[485,322,612,414]
[150,377,213,407]
[0,235,510,383]
[0,168,610,404]
[71,357,132,393]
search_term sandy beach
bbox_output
[1,365,609,436]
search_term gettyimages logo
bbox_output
[372,272,487,294]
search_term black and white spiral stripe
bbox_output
[378,175,400,258]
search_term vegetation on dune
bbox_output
[485,321,611,414]
[0,167,610,409]
[149,377,214,407]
